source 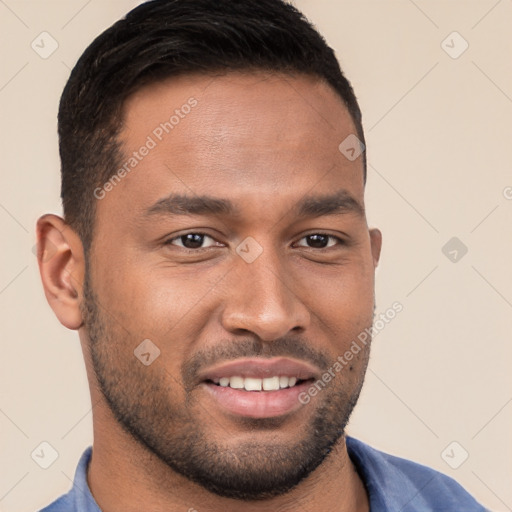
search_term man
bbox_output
[36,0,487,510]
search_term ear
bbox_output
[36,214,86,330]
[369,228,382,268]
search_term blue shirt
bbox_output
[39,437,488,511]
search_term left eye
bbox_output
[295,234,342,249]
[166,233,218,249]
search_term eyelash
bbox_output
[163,232,345,250]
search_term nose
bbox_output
[220,248,311,342]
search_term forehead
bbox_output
[96,72,364,224]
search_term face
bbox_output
[81,72,381,500]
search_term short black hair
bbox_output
[59,0,365,254]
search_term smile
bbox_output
[210,375,303,391]
[199,357,319,418]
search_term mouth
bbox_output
[198,358,318,419]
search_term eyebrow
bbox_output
[144,194,235,217]
[296,190,364,218]
[143,190,364,219]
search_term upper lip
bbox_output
[197,357,320,383]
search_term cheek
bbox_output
[94,258,196,328]
[96,263,225,371]
[298,260,375,321]
[295,269,375,369]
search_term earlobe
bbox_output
[36,214,85,330]
[369,228,382,268]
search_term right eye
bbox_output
[164,232,221,250]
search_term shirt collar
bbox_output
[70,446,102,512]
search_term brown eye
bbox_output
[296,234,341,249]
[166,233,217,249]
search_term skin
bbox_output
[37,72,382,512]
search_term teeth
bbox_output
[244,377,262,391]
[229,376,244,389]
[262,376,280,391]
[214,376,301,391]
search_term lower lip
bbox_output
[203,381,311,419]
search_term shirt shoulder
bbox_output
[37,447,101,512]
[346,436,489,512]
[39,492,74,512]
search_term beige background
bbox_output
[1,1,511,511]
